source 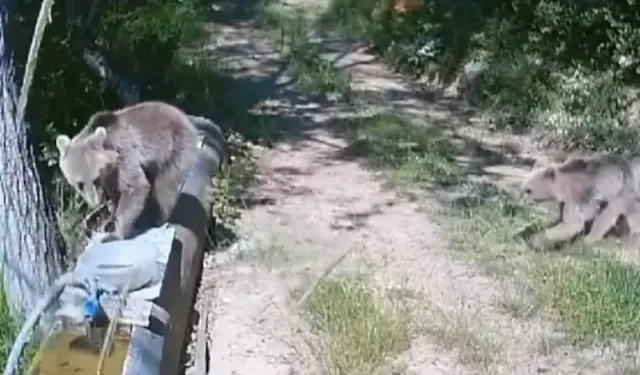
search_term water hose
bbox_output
[3,223,177,375]
[2,272,76,375]
[1,272,171,375]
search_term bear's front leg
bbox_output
[111,166,151,240]
[584,194,629,245]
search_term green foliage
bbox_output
[96,0,206,97]
[303,276,410,375]
[29,0,206,173]
[27,3,121,171]
[209,151,259,248]
[0,280,35,372]
[538,256,640,344]
[322,0,640,153]
[342,114,462,187]
[551,68,639,153]
[0,283,16,368]
[446,181,640,345]
[471,53,557,132]
[259,4,352,98]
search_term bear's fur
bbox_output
[56,101,199,240]
[521,154,634,206]
[520,154,640,249]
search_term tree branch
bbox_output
[16,0,56,125]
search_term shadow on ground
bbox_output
[168,0,540,248]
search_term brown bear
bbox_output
[56,101,200,241]
[520,154,640,249]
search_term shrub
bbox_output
[96,0,206,99]
[322,0,640,153]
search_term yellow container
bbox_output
[30,324,132,375]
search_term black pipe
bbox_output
[121,116,226,375]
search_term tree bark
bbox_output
[0,0,64,319]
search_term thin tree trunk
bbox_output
[0,0,64,319]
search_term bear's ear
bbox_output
[88,127,108,147]
[56,135,71,154]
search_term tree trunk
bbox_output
[0,0,64,320]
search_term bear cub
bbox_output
[56,101,200,241]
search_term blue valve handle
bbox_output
[83,294,101,320]
[82,283,108,323]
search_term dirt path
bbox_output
[186,2,632,374]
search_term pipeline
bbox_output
[2,115,224,375]
[2,224,176,375]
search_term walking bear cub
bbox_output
[56,101,200,241]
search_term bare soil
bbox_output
[185,1,635,374]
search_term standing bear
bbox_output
[56,101,200,241]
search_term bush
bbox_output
[96,0,206,99]
[470,53,557,132]
[322,0,640,153]
[548,69,639,152]
[26,0,208,257]
[30,0,205,178]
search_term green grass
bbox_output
[446,182,640,345]
[0,280,38,372]
[208,152,259,248]
[537,256,640,344]
[0,284,16,368]
[303,276,410,375]
[257,2,352,99]
[341,113,463,187]
[446,184,545,272]
[55,180,90,260]
[420,303,499,371]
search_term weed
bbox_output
[209,153,259,249]
[0,279,37,371]
[0,281,16,366]
[535,255,640,344]
[54,180,89,260]
[445,183,546,273]
[446,182,640,345]
[303,276,410,375]
[421,304,499,371]
[258,3,352,99]
[341,113,462,187]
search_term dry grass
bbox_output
[419,304,500,372]
[237,240,298,271]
